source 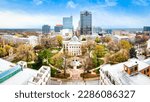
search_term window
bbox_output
[144,70,146,74]
[130,68,133,73]
[135,66,137,71]
[147,69,149,72]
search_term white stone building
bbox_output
[27,66,50,85]
[63,36,82,56]
[1,35,39,47]
[147,39,150,50]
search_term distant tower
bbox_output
[54,24,63,32]
[42,25,50,34]
[80,11,92,35]
[63,16,73,30]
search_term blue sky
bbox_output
[0,0,150,28]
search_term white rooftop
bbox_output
[101,59,150,85]
[0,58,37,85]
[144,58,150,65]
[114,35,129,39]
[1,68,37,85]
[69,36,81,45]
[0,58,15,73]
[124,59,149,71]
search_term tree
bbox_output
[34,45,44,51]
[94,45,106,58]
[81,45,87,55]
[92,54,98,68]
[129,48,137,58]
[82,38,86,41]
[39,49,52,65]
[4,45,12,55]
[107,41,119,52]
[103,36,112,43]
[56,35,63,48]
[86,40,96,53]
[15,44,36,62]
[0,47,6,57]
[108,49,129,64]
[118,40,132,50]
[95,37,101,43]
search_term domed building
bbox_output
[63,35,82,56]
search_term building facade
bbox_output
[42,25,51,34]
[80,11,92,35]
[28,66,50,85]
[63,36,82,56]
[143,26,150,35]
[1,35,39,47]
[100,59,150,85]
[54,24,63,32]
[63,16,73,29]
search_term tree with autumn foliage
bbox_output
[118,40,132,50]
[15,44,36,62]
[56,35,63,48]
[93,45,106,58]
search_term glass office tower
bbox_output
[42,25,50,34]
[80,11,92,35]
[63,16,73,29]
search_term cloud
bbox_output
[0,11,62,28]
[0,8,150,29]
[98,0,117,7]
[67,0,78,8]
[132,0,150,6]
[92,9,150,28]
[33,0,43,5]
[105,0,117,6]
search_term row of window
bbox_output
[100,69,118,85]
[143,68,149,75]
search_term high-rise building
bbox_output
[143,26,150,35]
[63,16,73,29]
[80,11,92,35]
[42,25,50,34]
[54,24,63,32]
[143,26,150,32]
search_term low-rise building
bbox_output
[63,35,84,56]
[1,35,39,47]
[54,24,63,32]
[100,59,150,85]
[27,66,50,85]
[0,59,37,85]
[0,59,51,85]
[147,39,150,50]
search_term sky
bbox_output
[0,0,150,29]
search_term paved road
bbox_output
[49,79,100,85]
[61,79,100,85]
[48,60,101,85]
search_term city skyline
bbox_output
[0,0,150,28]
